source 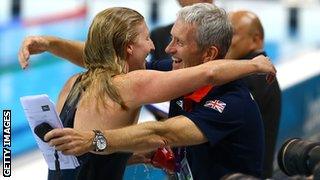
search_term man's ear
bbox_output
[127,44,134,55]
[252,34,263,49]
[203,46,218,63]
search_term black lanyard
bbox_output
[54,150,62,180]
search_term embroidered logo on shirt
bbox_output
[204,100,226,113]
[176,100,183,109]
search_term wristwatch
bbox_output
[92,130,107,152]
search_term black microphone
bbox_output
[34,122,54,142]
[34,122,62,180]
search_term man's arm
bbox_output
[18,36,85,69]
[105,115,207,153]
[44,115,206,156]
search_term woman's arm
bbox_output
[124,55,275,107]
[18,36,85,69]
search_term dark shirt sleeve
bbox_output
[181,94,245,146]
[146,59,172,71]
[150,24,173,61]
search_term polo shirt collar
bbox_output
[184,85,214,103]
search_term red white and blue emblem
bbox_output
[204,100,226,113]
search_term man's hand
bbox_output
[252,55,277,84]
[18,36,50,69]
[44,128,94,156]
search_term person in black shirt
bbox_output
[225,10,282,178]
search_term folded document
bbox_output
[20,94,79,170]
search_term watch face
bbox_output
[97,136,107,150]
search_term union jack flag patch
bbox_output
[204,100,226,113]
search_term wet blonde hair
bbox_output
[69,7,144,110]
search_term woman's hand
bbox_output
[252,55,277,84]
[18,36,50,69]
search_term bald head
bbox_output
[229,10,264,40]
[177,0,214,7]
[226,10,264,59]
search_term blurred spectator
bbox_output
[225,10,282,179]
[12,0,21,18]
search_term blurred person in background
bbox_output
[150,0,214,62]
[225,10,282,179]
[30,3,276,179]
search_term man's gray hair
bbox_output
[177,3,233,58]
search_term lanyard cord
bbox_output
[54,150,62,180]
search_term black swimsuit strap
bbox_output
[59,75,83,128]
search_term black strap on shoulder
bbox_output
[59,74,83,128]
[52,75,83,180]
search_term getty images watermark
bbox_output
[2,110,11,177]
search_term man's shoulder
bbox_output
[242,73,281,103]
[206,80,247,96]
[241,50,266,59]
[243,74,280,90]
[201,80,256,111]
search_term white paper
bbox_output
[20,94,79,170]
[150,102,170,114]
